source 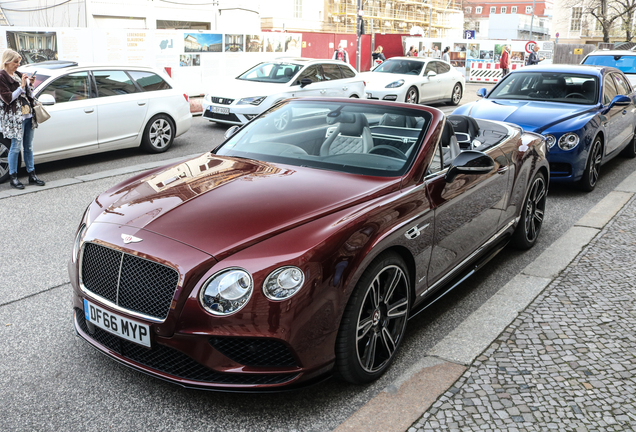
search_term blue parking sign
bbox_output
[464,30,475,39]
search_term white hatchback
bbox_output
[0,62,192,182]
[360,57,465,106]
[202,58,366,125]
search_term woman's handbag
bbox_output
[33,101,50,123]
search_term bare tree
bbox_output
[587,0,623,42]
[611,0,636,41]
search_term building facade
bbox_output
[464,0,553,40]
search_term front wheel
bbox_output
[578,137,602,192]
[141,114,175,153]
[0,140,10,183]
[447,83,463,106]
[335,252,410,384]
[510,172,547,249]
[405,87,418,104]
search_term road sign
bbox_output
[464,30,476,40]
[525,41,538,53]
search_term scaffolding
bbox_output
[325,0,461,37]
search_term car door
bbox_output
[33,71,98,158]
[93,70,149,150]
[321,63,345,97]
[435,61,455,100]
[610,72,635,149]
[339,64,364,97]
[423,136,511,290]
[289,65,330,98]
[420,61,442,102]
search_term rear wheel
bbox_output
[335,252,410,384]
[578,136,602,192]
[0,140,9,183]
[447,83,463,106]
[405,87,418,104]
[141,114,175,154]
[510,172,547,249]
[621,129,636,158]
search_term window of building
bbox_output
[571,7,582,31]
[465,6,472,13]
[511,6,517,13]
[490,6,496,13]
[526,6,533,13]
[476,6,482,13]
[475,21,480,32]
[501,6,507,13]
[294,0,302,19]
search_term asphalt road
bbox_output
[2,85,636,432]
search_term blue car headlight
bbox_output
[558,133,580,151]
[385,79,404,88]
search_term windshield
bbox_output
[582,54,636,74]
[237,62,302,83]
[372,59,424,75]
[214,100,432,177]
[488,72,599,104]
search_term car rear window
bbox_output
[94,70,138,97]
[128,71,171,91]
[339,65,356,78]
[583,55,636,74]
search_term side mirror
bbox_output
[224,125,240,139]
[602,94,631,114]
[39,94,56,106]
[476,88,487,98]
[300,78,313,88]
[445,150,495,183]
[427,70,437,77]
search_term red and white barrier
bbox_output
[468,62,524,83]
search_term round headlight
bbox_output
[263,266,305,300]
[558,133,580,151]
[199,268,253,316]
[544,134,556,148]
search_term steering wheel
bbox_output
[368,145,408,160]
[565,93,586,99]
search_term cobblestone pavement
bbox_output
[410,196,636,432]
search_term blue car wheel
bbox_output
[579,137,602,192]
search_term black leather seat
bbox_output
[581,80,596,101]
[440,120,461,167]
[447,114,479,149]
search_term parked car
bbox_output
[0,63,192,183]
[70,97,548,391]
[582,49,636,86]
[453,64,636,191]
[201,58,366,126]
[360,57,465,105]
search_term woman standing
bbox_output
[372,45,386,64]
[442,46,451,63]
[0,49,44,189]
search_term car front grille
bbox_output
[210,337,298,367]
[210,96,234,105]
[81,242,179,321]
[75,309,299,386]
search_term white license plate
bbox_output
[212,106,230,115]
[83,299,151,347]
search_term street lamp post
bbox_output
[529,0,536,40]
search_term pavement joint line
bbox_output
[0,152,203,200]
[337,172,636,431]
[0,281,69,309]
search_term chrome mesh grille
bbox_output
[81,242,179,320]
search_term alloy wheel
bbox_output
[355,264,409,373]
[0,142,9,182]
[588,140,602,188]
[405,87,418,104]
[149,118,173,150]
[452,84,462,105]
[523,175,546,243]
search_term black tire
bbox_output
[578,136,602,192]
[335,252,410,384]
[621,130,636,158]
[141,114,175,154]
[447,83,463,106]
[405,87,418,104]
[0,139,10,183]
[510,172,547,250]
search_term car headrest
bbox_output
[327,112,356,125]
[379,114,417,128]
[441,120,456,147]
[338,113,369,136]
[284,68,294,77]
[447,114,479,136]
[582,80,595,94]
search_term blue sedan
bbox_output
[453,65,636,191]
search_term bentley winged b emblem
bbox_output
[121,234,143,244]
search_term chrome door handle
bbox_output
[497,166,509,174]
[138,102,146,106]
[84,108,94,113]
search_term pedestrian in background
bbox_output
[526,44,543,66]
[442,46,451,63]
[0,49,44,189]
[333,43,349,63]
[500,45,510,77]
[372,45,386,66]
[406,46,416,56]
[432,45,441,58]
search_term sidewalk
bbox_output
[337,173,636,432]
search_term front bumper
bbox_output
[365,88,402,102]
[201,100,261,125]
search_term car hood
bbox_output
[360,72,414,89]
[208,78,291,99]
[464,99,598,133]
[92,153,396,260]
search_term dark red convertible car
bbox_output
[70,98,548,390]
